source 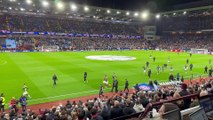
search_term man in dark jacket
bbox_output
[110,101,123,119]
[179,84,191,110]
[169,74,174,81]
[111,80,118,93]
[124,79,129,92]
[148,69,152,78]
[123,100,136,115]
[90,108,104,120]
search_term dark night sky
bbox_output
[66,0,203,11]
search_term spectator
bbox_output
[90,108,104,120]
[123,99,136,115]
[110,100,123,119]
[133,100,144,113]
[9,97,18,112]
[179,84,191,110]
[159,103,180,119]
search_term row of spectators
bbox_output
[156,33,213,50]
[0,37,151,51]
[0,33,212,51]
[1,78,213,120]
[0,15,143,36]
[1,13,213,35]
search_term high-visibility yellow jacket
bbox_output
[1,97,5,105]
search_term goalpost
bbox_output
[191,48,209,54]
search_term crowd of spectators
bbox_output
[0,15,143,36]
[0,13,213,52]
[0,33,212,52]
[156,33,213,51]
[0,77,212,120]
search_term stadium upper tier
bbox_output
[0,14,143,36]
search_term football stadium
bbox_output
[0,0,213,119]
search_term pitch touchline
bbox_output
[28,73,208,103]
[28,86,125,102]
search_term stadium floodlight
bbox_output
[156,14,160,19]
[84,6,89,12]
[107,10,111,14]
[134,12,139,17]
[26,0,32,5]
[71,4,77,11]
[8,7,12,10]
[111,17,114,20]
[173,12,176,15]
[57,2,64,10]
[116,11,120,14]
[141,11,149,20]
[126,12,130,16]
[9,0,16,2]
[42,1,49,7]
[183,11,187,15]
[20,8,25,11]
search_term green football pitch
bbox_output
[0,50,211,105]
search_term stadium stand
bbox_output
[0,77,211,119]
[0,0,213,120]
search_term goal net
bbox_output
[191,48,208,54]
[38,45,59,52]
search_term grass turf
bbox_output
[0,50,212,105]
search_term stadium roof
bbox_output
[64,0,209,11]
[0,0,213,22]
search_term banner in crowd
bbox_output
[5,38,16,48]
[134,83,158,91]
